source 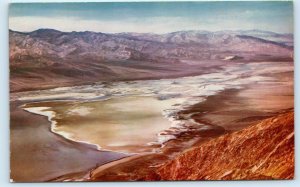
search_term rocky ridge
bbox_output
[157,111,294,180]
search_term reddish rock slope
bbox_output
[158,111,294,180]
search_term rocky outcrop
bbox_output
[157,111,294,180]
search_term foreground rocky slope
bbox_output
[158,111,294,180]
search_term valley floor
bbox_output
[10,61,294,182]
[52,70,294,181]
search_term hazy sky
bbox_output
[9,1,293,34]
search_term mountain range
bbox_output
[9,29,293,92]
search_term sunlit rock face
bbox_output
[157,111,294,180]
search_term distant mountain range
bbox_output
[9,29,293,92]
[10,29,293,63]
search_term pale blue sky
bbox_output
[9,1,294,33]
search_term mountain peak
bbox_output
[30,28,62,34]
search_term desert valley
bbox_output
[9,28,294,181]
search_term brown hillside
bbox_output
[158,111,294,180]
